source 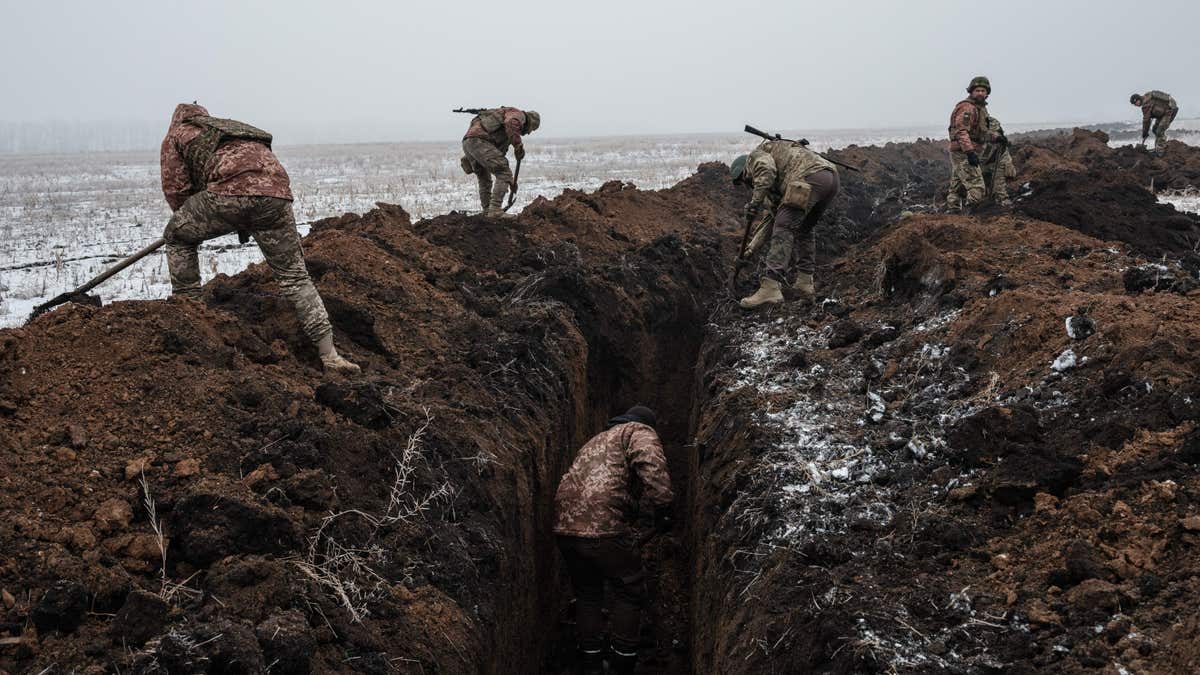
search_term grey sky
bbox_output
[1,0,1197,144]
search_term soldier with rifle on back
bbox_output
[455,106,541,216]
[729,125,844,309]
[1130,90,1180,157]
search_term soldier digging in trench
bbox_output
[160,103,359,375]
[459,106,541,216]
[946,76,1000,213]
[1130,90,1179,156]
[729,138,841,309]
[554,405,674,675]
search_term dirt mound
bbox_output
[691,211,1200,672]
[4,133,1200,674]
[0,165,739,674]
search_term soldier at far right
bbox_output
[1130,90,1179,156]
[981,116,1015,208]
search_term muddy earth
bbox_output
[2,131,1199,674]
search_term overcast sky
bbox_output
[2,0,1197,144]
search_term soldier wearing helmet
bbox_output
[1130,90,1179,156]
[729,139,840,309]
[981,116,1015,208]
[946,76,999,212]
[459,107,541,216]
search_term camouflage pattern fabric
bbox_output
[1150,106,1178,152]
[762,169,840,282]
[462,137,513,210]
[462,106,528,153]
[745,140,837,215]
[162,192,333,344]
[557,535,645,653]
[982,117,1014,202]
[553,422,673,538]
[948,99,990,153]
[160,103,292,211]
[947,151,986,210]
[179,116,273,193]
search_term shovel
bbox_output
[27,238,165,322]
[503,156,522,212]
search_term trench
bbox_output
[534,267,715,674]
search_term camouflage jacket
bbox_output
[948,99,991,153]
[462,106,527,154]
[553,422,673,538]
[1141,90,1178,135]
[746,140,837,213]
[160,103,293,211]
[981,117,1011,165]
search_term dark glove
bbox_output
[514,144,526,161]
[966,151,980,167]
[654,506,673,534]
[743,202,761,224]
[995,134,1008,146]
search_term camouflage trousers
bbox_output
[763,169,839,282]
[162,192,333,344]
[947,151,985,209]
[982,151,1014,202]
[462,137,512,210]
[1151,109,1178,151]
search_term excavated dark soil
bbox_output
[2,129,1200,675]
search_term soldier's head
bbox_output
[523,110,541,134]
[730,155,749,185]
[1130,93,1143,106]
[622,405,657,429]
[967,76,991,102]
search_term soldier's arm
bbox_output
[159,134,192,212]
[1141,104,1153,137]
[747,153,777,212]
[626,426,673,508]
[504,110,525,150]
[951,103,976,153]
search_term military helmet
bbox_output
[1129,93,1143,104]
[967,76,991,94]
[524,110,541,134]
[730,154,749,181]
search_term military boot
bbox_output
[578,647,604,675]
[791,272,815,299]
[608,648,637,675]
[317,335,361,375]
[485,192,514,218]
[739,278,783,309]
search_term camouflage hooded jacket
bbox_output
[948,98,991,153]
[553,422,674,538]
[160,103,292,211]
[462,106,528,154]
[746,140,837,213]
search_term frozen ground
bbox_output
[1,123,1196,327]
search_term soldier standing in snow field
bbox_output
[946,76,1000,213]
[554,405,674,675]
[159,103,359,375]
[1130,90,1179,156]
[459,106,541,216]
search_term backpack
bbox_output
[180,116,273,191]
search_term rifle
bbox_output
[28,238,165,322]
[744,124,863,173]
[452,108,489,115]
[503,156,522,212]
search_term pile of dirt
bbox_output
[0,166,740,674]
[691,211,1200,672]
[3,129,1200,675]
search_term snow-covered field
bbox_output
[2,123,1196,328]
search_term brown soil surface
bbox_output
[2,131,1199,675]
